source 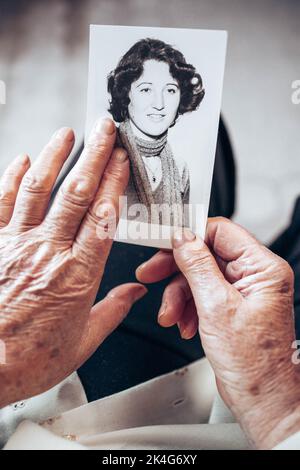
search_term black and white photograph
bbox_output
[86,25,227,248]
[2,1,300,454]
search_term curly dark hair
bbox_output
[107,38,205,123]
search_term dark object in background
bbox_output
[51,117,236,401]
[209,118,236,218]
[270,197,300,340]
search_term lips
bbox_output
[147,113,166,122]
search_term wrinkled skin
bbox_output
[2,116,300,450]
[0,118,147,408]
[137,219,300,449]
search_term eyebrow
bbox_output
[136,82,179,88]
[136,82,152,88]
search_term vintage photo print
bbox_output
[86,25,227,248]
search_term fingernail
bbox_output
[113,148,128,163]
[107,284,147,302]
[181,319,198,340]
[158,302,167,321]
[93,117,115,136]
[53,127,74,142]
[136,261,147,273]
[172,228,196,249]
[131,284,148,303]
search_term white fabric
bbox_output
[4,421,249,450]
[0,372,87,448]
[3,358,300,450]
[4,420,85,450]
[208,392,235,424]
[41,359,216,436]
[3,358,250,450]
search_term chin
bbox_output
[142,124,169,138]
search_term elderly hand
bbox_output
[0,118,147,408]
[136,218,300,449]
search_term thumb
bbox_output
[76,283,147,366]
[172,228,236,316]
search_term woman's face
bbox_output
[128,59,181,138]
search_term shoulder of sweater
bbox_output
[174,157,189,174]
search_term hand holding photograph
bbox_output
[86,25,227,248]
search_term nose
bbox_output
[152,90,164,111]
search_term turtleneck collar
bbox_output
[125,119,168,158]
[135,132,168,158]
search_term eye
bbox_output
[167,87,177,94]
[140,87,151,93]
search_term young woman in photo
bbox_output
[107,38,205,226]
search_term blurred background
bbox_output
[0,0,299,243]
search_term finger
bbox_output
[0,154,30,228]
[136,250,178,283]
[44,117,116,241]
[205,217,259,261]
[206,217,277,284]
[10,128,75,230]
[137,218,261,285]
[172,228,237,316]
[157,273,192,327]
[73,147,129,265]
[177,298,199,340]
[76,283,148,365]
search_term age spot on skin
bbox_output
[279,280,292,295]
[260,339,276,350]
[9,324,22,335]
[249,384,260,396]
[49,348,60,359]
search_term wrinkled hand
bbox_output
[137,218,300,449]
[0,118,147,408]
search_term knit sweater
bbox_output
[118,119,190,227]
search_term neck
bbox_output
[129,120,153,141]
[129,119,168,142]
[120,119,168,158]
